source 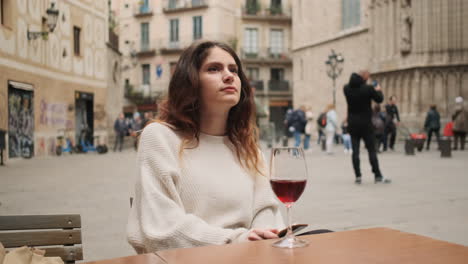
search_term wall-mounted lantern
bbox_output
[27,3,59,40]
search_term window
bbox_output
[170,19,179,47]
[246,67,259,80]
[246,0,259,15]
[140,0,149,13]
[270,68,284,81]
[73,26,81,55]
[142,64,150,84]
[192,0,202,6]
[169,0,176,9]
[270,0,282,15]
[269,29,283,57]
[244,28,258,55]
[342,0,360,29]
[193,16,202,40]
[141,22,149,50]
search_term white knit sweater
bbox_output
[126,122,284,253]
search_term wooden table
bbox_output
[84,228,468,264]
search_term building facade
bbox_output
[0,0,118,159]
[114,0,292,137]
[293,0,468,129]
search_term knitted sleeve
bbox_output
[129,123,248,252]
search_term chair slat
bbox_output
[43,246,83,261]
[0,230,82,247]
[0,215,81,230]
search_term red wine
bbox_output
[270,179,307,204]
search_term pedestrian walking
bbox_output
[141,112,153,128]
[341,119,352,154]
[304,109,314,151]
[372,104,385,152]
[452,96,468,150]
[383,95,400,151]
[324,104,338,154]
[316,111,326,145]
[131,114,143,150]
[113,113,127,152]
[423,104,441,150]
[127,41,284,253]
[287,106,307,148]
[344,70,390,184]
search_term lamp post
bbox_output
[27,3,59,40]
[325,50,344,106]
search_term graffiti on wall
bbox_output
[39,99,73,129]
[8,88,34,158]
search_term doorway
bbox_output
[8,81,34,158]
[75,92,94,145]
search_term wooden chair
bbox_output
[0,214,83,263]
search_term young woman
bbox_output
[324,104,338,154]
[126,41,284,253]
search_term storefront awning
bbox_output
[8,81,34,91]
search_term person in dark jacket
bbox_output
[424,104,441,150]
[287,106,307,147]
[383,95,400,151]
[113,113,127,152]
[372,104,386,152]
[344,71,390,184]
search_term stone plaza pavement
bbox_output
[1,143,467,262]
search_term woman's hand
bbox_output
[247,228,279,241]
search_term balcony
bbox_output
[136,43,156,58]
[133,2,153,18]
[163,0,208,14]
[240,47,292,65]
[250,80,264,91]
[159,40,184,54]
[125,84,161,106]
[268,80,290,93]
[241,5,291,23]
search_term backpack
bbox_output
[317,113,327,128]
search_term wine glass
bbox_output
[269,147,309,248]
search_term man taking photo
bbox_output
[344,70,391,184]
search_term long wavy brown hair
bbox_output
[157,41,262,174]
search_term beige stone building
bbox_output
[114,0,293,136]
[0,0,121,159]
[293,0,468,130]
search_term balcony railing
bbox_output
[241,5,291,22]
[133,2,153,17]
[163,0,208,13]
[250,80,264,91]
[136,43,156,57]
[240,47,292,64]
[268,80,290,92]
[125,84,161,105]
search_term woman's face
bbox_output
[198,47,241,113]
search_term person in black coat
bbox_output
[344,71,390,184]
[424,104,441,150]
[383,96,400,151]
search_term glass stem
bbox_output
[286,204,293,239]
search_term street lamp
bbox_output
[27,3,59,40]
[325,50,344,106]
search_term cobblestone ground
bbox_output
[1,143,467,262]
